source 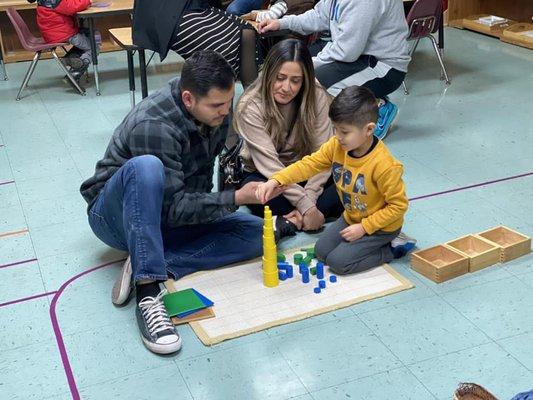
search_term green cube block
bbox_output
[277,253,286,262]
[300,247,316,259]
[293,254,303,264]
[310,267,317,276]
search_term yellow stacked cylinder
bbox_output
[262,206,279,287]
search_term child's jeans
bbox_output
[315,215,400,275]
[68,29,101,66]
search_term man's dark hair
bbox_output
[329,86,379,127]
[179,50,236,97]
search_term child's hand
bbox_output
[340,223,366,242]
[255,179,282,204]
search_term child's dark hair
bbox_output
[179,50,236,97]
[328,86,379,127]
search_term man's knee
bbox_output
[236,213,263,257]
[126,155,165,189]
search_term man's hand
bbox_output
[302,206,325,231]
[259,19,281,34]
[255,179,284,204]
[283,210,303,230]
[340,223,366,242]
[235,181,263,205]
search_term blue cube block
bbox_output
[278,271,287,281]
[314,287,321,294]
[318,280,326,289]
[329,275,337,283]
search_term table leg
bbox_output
[127,49,135,108]
[438,4,445,80]
[138,48,148,99]
[438,4,444,51]
[88,18,100,95]
[0,47,7,80]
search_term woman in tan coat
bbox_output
[234,38,343,239]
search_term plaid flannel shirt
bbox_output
[80,78,236,227]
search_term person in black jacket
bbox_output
[80,51,276,355]
[133,0,259,87]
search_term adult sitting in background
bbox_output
[226,0,265,16]
[259,0,411,139]
[234,39,344,240]
[240,0,314,22]
[80,51,271,355]
[133,0,259,87]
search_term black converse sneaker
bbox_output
[111,256,133,306]
[136,290,182,354]
[273,216,297,242]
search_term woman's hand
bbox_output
[255,179,284,204]
[340,223,366,242]
[241,11,258,21]
[283,210,303,230]
[302,206,325,231]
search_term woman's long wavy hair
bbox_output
[237,38,317,159]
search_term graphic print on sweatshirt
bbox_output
[332,162,368,215]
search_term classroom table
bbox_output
[77,0,133,95]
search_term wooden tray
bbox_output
[501,23,533,50]
[410,244,469,283]
[446,235,500,272]
[477,226,531,263]
[463,14,517,38]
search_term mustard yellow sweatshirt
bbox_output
[272,136,408,234]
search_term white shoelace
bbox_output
[138,290,174,336]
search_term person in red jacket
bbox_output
[28,0,100,80]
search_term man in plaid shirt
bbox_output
[80,51,273,355]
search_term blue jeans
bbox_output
[88,155,263,282]
[226,0,264,15]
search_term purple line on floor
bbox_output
[0,291,57,308]
[409,171,533,202]
[0,180,15,186]
[0,258,38,269]
[49,258,126,400]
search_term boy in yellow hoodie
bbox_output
[256,86,416,275]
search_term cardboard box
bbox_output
[477,226,531,263]
[410,244,469,283]
[446,235,500,272]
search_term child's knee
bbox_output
[326,253,375,276]
[314,238,331,262]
